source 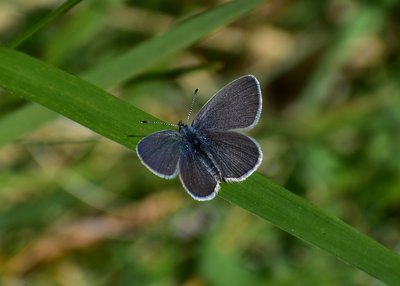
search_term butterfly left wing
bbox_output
[136,130,184,179]
[192,75,262,132]
[203,131,263,181]
[179,146,220,201]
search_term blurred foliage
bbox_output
[0,0,400,285]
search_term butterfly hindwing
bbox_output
[179,144,220,201]
[202,130,262,181]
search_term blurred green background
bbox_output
[1,0,400,285]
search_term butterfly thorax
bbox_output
[178,121,202,148]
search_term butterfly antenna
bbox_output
[141,120,179,127]
[186,88,198,122]
[128,120,178,137]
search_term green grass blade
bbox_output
[1,48,400,285]
[0,0,263,147]
[1,0,82,146]
[44,0,124,65]
[80,0,264,88]
[220,173,400,285]
[0,104,58,147]
[0,48,155,149]
[6,0,83,48]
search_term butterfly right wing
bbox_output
[136,130,184,179]
[192,75,262,132]
[203,130,263,182]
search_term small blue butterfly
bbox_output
[137,75,263,201]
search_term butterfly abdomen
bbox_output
[180,125,222,181]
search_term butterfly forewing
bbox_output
[136,130,183,178]
[203,131,262,181]
[192,75,262,132]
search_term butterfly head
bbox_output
[178,120,187,131]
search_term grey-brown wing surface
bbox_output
[204,131,262,181]
[192,75,262,132]
[136,130,184,179]
[179,146,220,201]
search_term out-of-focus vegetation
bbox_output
[0,0,400,285]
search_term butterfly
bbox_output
[136,75,263,201]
